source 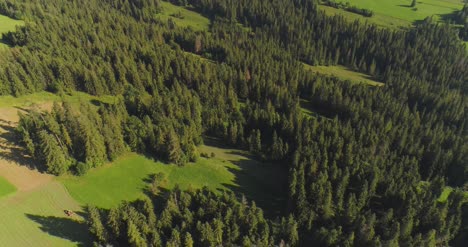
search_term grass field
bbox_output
[61,143,286,215]
[0,91,117,108]
[0,14,24,49]
[0,182,91,247]
[60,153,236,209]
[157,1,210,31]
[0,176,16,198]
[320,0,465,29]
[304,64,384,86]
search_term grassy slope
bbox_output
[340,0,463,22]
[304,63,384,86]
[0,14,24,49]
[0,176,16,197]
[319,5,411,29]
[0,91,116,108]
[61,144,286,216]
[0,182,91,247]
[157,1,210,31]
[320,0,464,29]
[60,153,236,209]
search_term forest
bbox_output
[0,0,466,246]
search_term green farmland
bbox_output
[320,0,465,28]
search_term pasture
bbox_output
[0,176,16,197]
[61,142,286,215]
[320,0,465,28]
[0,91,117,108]
[0,182,91,247]
[304,64,384,86]
[157,1,210,31]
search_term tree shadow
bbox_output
[25,214,93,246]
[202,136,289,218]
[0,121,47,172]
[220,159,288,218]
[438,9,461,23]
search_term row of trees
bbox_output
[321,1,374,17]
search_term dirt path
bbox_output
[0,103,53,192]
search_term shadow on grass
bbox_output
[203,137,288,218]
[25,214,93,247]
[0,120,47,172]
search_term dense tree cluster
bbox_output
[455,4,468,40]
[321,1,374,17]
[2,0,467,245]
[17,88,204,173]
[87,187,299,246]
[17,101,127,175]
[0,0,22,19]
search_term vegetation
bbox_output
[322,0,374,17]
[86,188,298,247]
[0,177,15,197]
[0,14,23,49]
[303,64,384,86]
[0,0,466,246]
[60,153,236,209]
[0,182,91,247]
[156,1,210,31]
[329,0,464,23]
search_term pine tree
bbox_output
[127,220,147,247]
[38,130,71,175]
[166,130,184,166]
[88,205,107,243]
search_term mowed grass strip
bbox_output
[0,182,91,247]
[0,176,16,198]
[304,64,384,86]
[157,1,210,31]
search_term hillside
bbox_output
[0,0,466,246]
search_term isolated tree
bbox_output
[411,0,417,7]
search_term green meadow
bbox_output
[60,143,286,215]
[304,64,384,86]
[320,0,465,28]
[0,91,117,108]
[157,1,210,31]
[0,177,16,198]
[0,182,91,247]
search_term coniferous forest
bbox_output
[0,0,467,246]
